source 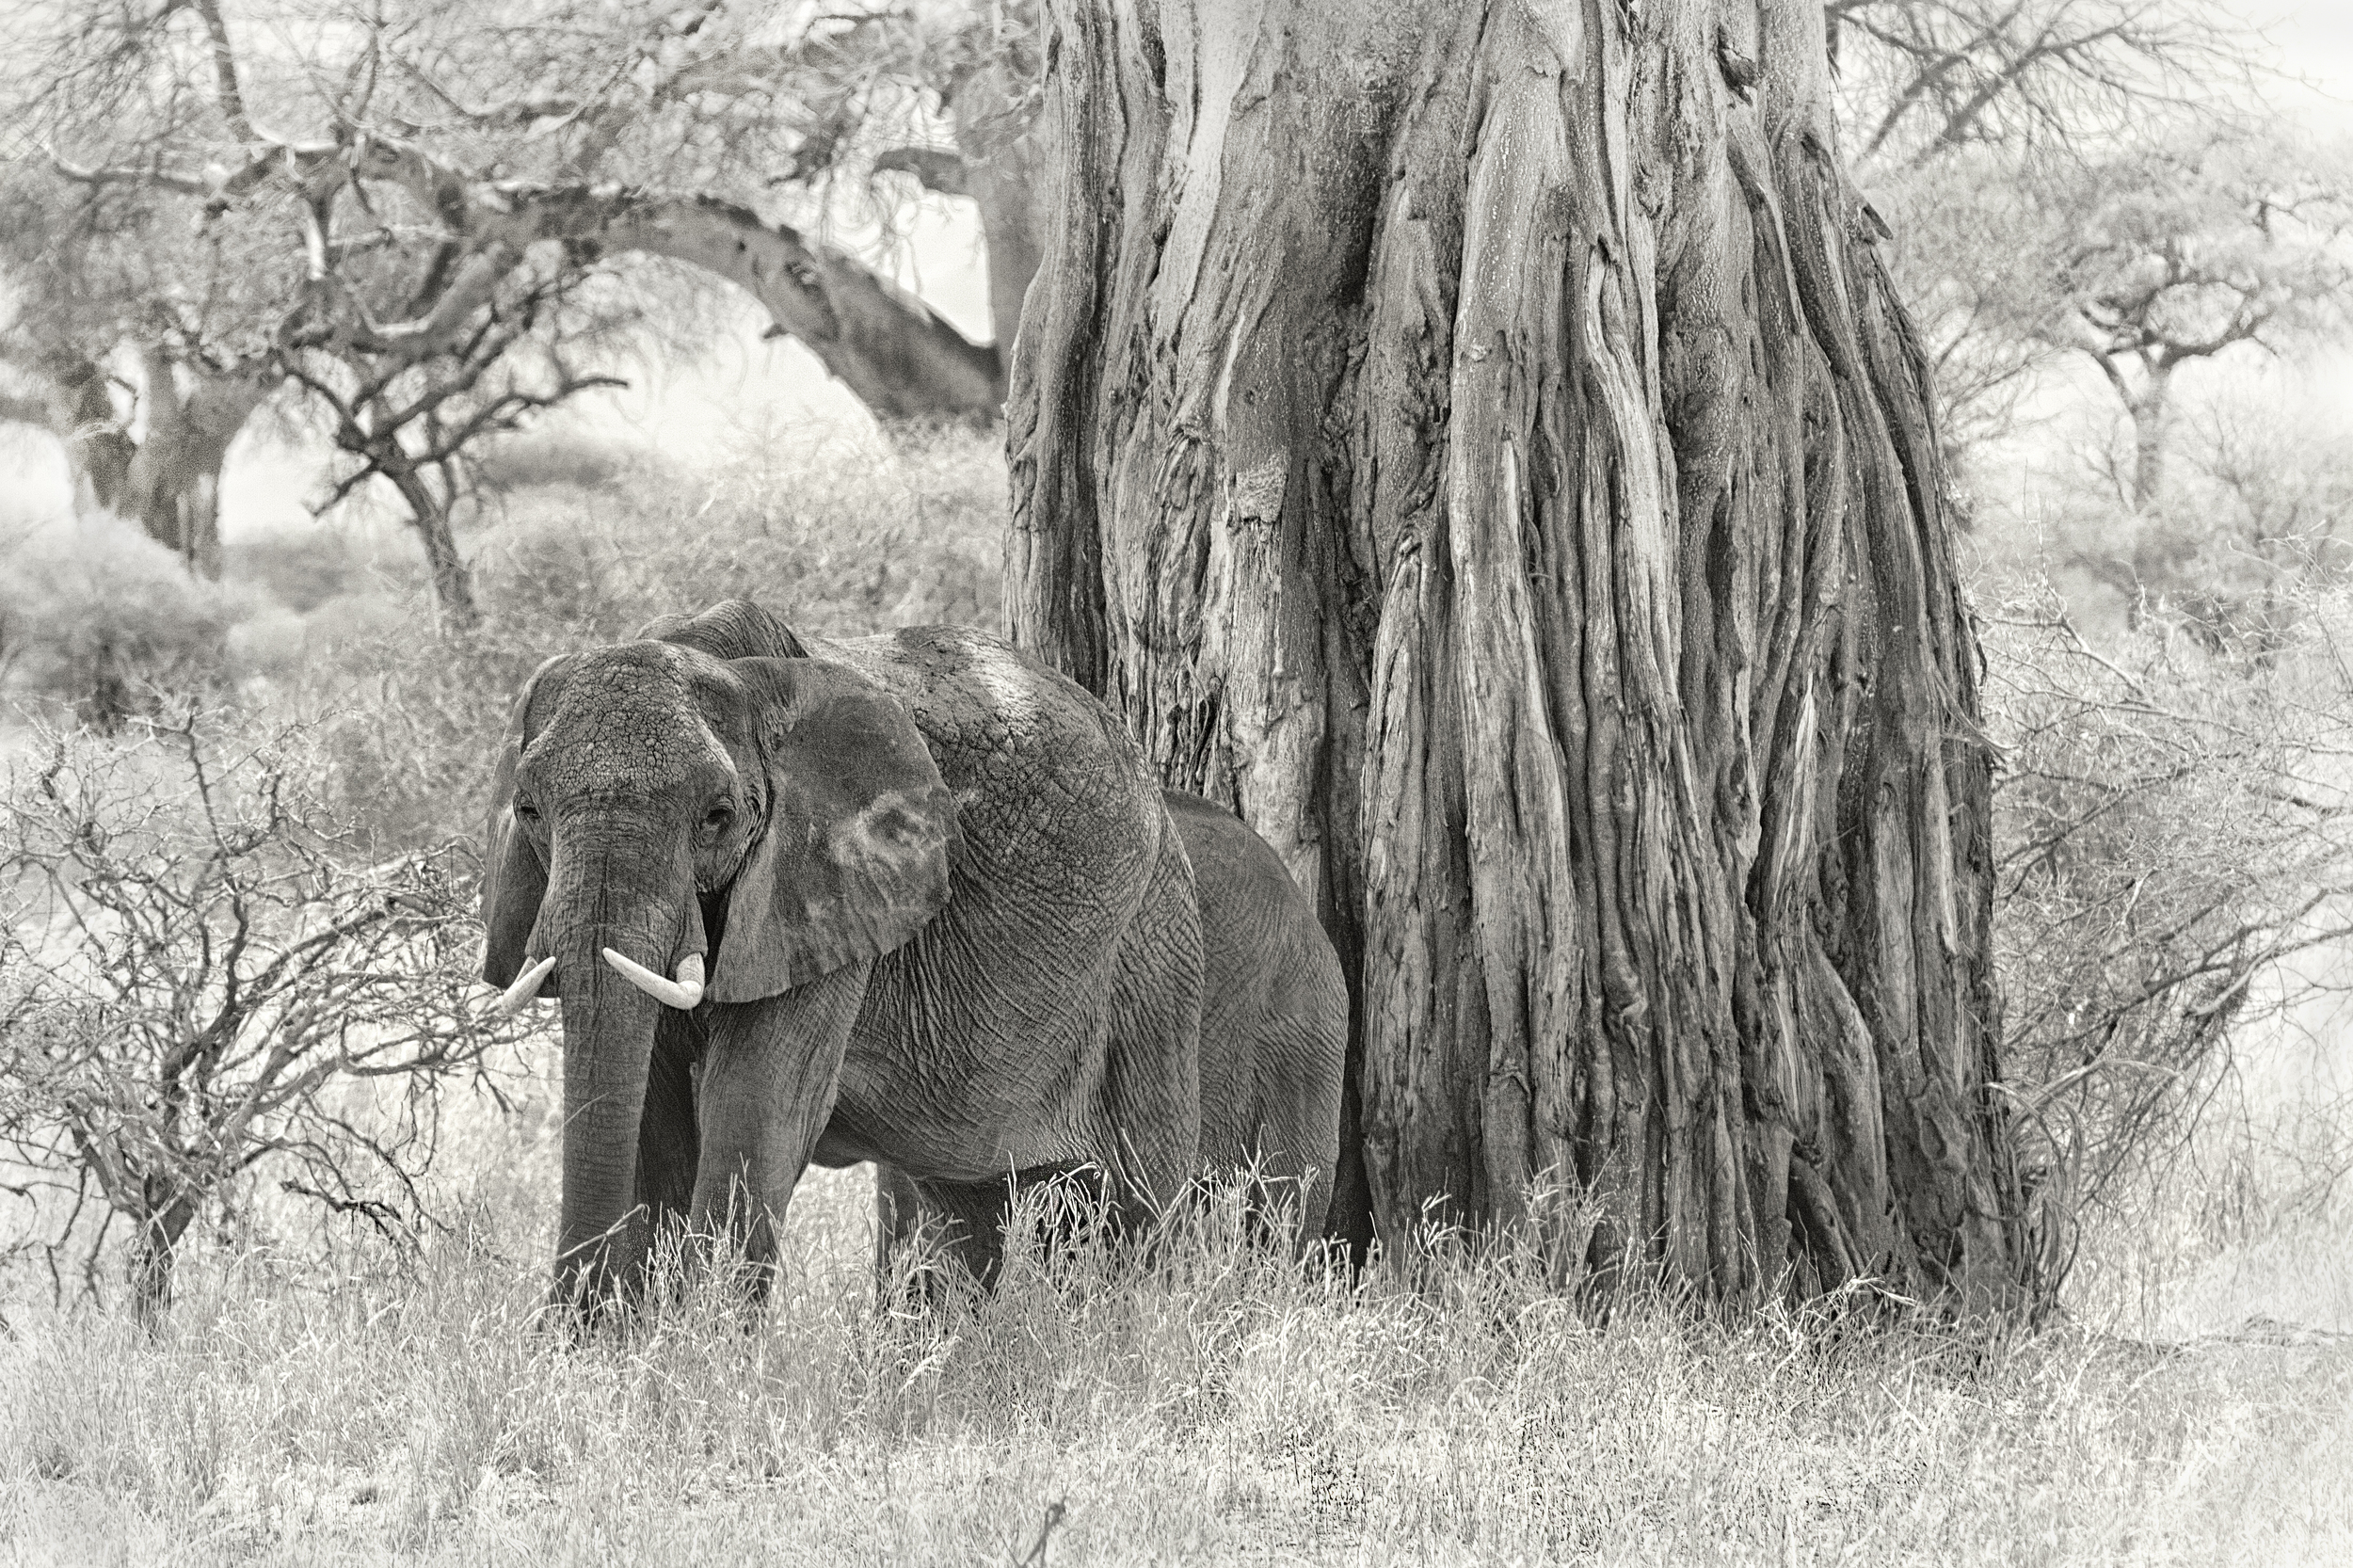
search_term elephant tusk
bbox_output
[495,954,557,1016]
[601,947,705,1010]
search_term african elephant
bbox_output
[482,600,1214,1306]
[875,789,1349,1277]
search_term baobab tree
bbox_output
[1010,0,2027,1308]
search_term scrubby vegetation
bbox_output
[1979,587,2353,1324]
[4,423,2350,1561]
[6,1158,2348,1566]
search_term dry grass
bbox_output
[6,432,2352,1564]
[4,1080,2349,1566]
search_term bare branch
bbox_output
[187,0,254,141]
[872,145,969,197]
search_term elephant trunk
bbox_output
[543,826,699,1312]
[552,941,664,1310]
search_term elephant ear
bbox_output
[481,655,571,988]
[712,656,960,1003]
[635,600,809,661]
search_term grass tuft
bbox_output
[5,1160,2348,1564]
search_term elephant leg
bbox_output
[1247,948,1351,1249]
[630,1007,705,1283]
[1249,1016,1347,1245]
[866,1172,1003,1289]
[1094,817,1205,1216]
[899,1163,1128,1290]
[692,962,872,1301]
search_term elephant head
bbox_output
[480,600,959,1304]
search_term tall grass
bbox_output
[7,1147,2350,1566]
[7,427,2353,1563]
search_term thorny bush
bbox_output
[1984,584,2353,1299]
[0,705,529,1322]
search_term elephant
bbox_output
[479,599,1346,1307]
[875,788,1348,1279]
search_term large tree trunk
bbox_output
[121,348,274,578]
[1007,0,2026,1310]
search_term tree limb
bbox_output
[873,145,970,197]
[344,137,1003,420]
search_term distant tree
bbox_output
[1828,0,2249,167]
[2031,133,2353,517]
[0,0,1043,612]
[0,712,519,1323]
[0,169,286,576]
[284,264,636,628]
[1832,0,2265,456]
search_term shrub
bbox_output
[289,425,1006,856]
[1983,583,2353,1307]
[0,707,525,1320]
[466,429,629,496]
[0,511,244,729]
[221,518,385,614]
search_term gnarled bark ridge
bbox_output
[1008,0,2025,1309]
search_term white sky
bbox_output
[2261,1,2353,129]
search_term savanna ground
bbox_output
[4,428,2352,1564]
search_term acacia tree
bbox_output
[1826,1,2261,456]
[285,260,635,627]
[2033,134,2352,518]
[1826,0,2247,167]
[2,0,1044,606]
[1010,0,2025,1308]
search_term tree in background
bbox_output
[1831,0,2262,456]
[285,262,637,628]
[1012,0,2024,1308]
[0,0,1044,615]
[0,170,287,575]
[2033,133,2352,520]
[1828,0,2246,166]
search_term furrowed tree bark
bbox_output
[1008,0,2026,1310]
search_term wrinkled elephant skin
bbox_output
[874,788,1349,1277]
[481,600,1217,1308]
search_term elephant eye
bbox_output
[515,800,541,823]
[702,802,733,830]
